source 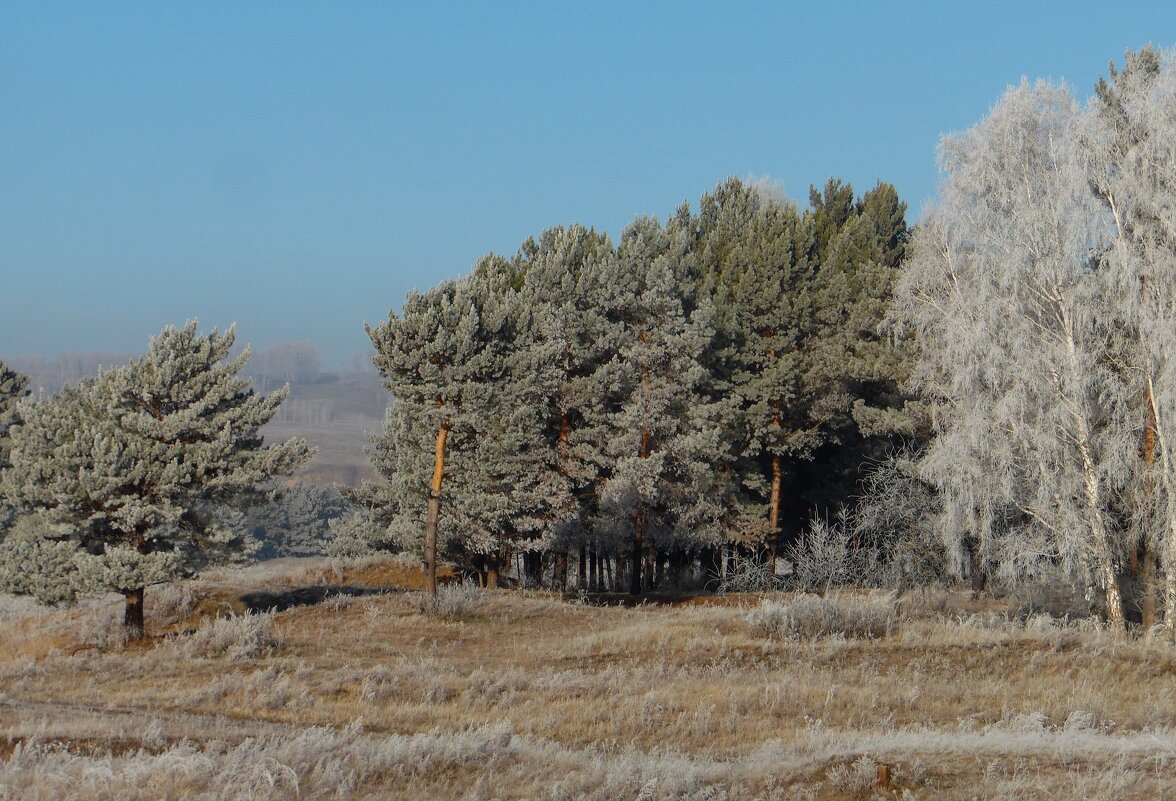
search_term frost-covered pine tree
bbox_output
[0,323,313,636]
[893,81,1133,625]
[0,360,31,534]
[514,225,620,585]
[590,218,728,594]
[363,273,512,594]
[673,179,816,566]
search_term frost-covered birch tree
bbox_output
[1086,47,1176,633]
[893,81,1134,625]
[0,323,313,636]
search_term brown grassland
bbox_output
[1,557,1175,800]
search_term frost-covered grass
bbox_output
[2,561,1175,799]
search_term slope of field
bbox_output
[2,559,1175,800]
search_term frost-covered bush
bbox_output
[717,556,779,593]
[418,581,481,619]
[784,513,879,592]
[171,611,278,660]
[746,594,898,639]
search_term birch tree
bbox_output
[1086,47,1176,633]
[893,81,1133,625]
[0,323,313,636]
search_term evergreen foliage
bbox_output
[0,360,30,534]
[0,322,313,635]
[242,482,353,559]
[359,176,915,595]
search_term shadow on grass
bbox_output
[239,585,395,613]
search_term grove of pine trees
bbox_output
[346,175,914,596]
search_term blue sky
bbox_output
[2,2,1174,367]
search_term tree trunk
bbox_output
[1140,379,1160,627]
[767,453,782,573]
[630,511,644,595]
[424,421,450,598]
[578,543,588,590]
[1142,373,1176,638]
[486,553,500,589]
[1079,442,1125,629]
[523,551,543,587]
[123,586,145,640]
[589,543,599,592]
[554,550,568,591]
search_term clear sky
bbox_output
[3,2,1174,367]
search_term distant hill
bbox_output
[260,371,389,488]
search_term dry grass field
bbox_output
[2,558,1175,800]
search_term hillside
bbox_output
[259,371,388,488]
[3,559,1174,800]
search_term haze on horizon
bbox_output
[3,2,1174,368]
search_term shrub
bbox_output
[171,611,279,660]
[418,581,481,619]
[746,594,898,639]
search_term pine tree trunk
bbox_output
[123,587,146,640]
[487,554,500,589]
[589,543,598,592]
[578,543,588,590]
[767,452,783,573]
[630,511,644,595]
[554,551,568,591]
[424,421,450,598]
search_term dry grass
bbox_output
[1,561,1174,799]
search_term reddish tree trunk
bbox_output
[424,421,450,597]
[486,553,500,589]
[554,551,568,591]
[767,452,783,573]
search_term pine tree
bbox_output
[0,360,30,534]
[591,218,727,594]
[672,179,817,568]
[0,323,313,636]
[363,273,512,594]
[514,225,619,586]
[0,360,29,473]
